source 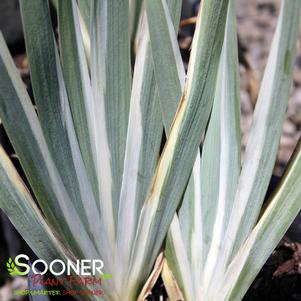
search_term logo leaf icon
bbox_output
[102,273,112,280]
[6,258,22,276]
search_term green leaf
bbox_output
[221,138,301,301]
[50,0,58,10]
[58,0,99,204]
[116,24,163,284]
[165,2,241,299]
[223,0,301,268]
[0,33,99,261]
[117,0,184,298]
[0,147,72,264]
[78,0,91,33]
[117,0,183,287]
[90,0,132,232]
[128,1,229,299]
[56,51,110,260]
[20,0,93,235]
[57,0,112,265]
[0,148,101,301]
[166,187,198,300]
[145,1,207,299]
[201,0,241,292]
[77,0,91,64]
[130,0,144,45]
[201,1,301,300]
[146,0,184,132]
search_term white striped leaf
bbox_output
[117,0,183,294]
[166,215,194,301]
[59,0,123,266]
[201,0,241,293]
[128,2,229,300]
[58,0,99,204]
[145,1,204,299]
[20,0,95,237]
[90,0,132,232]
[0,33,99,262]
[130,0,144,47]
[223,0,301,268]
[78,0,91,33]
[0,147,73,263]
[166,1,241,299]
[55,51,113,270]
[116,25,163,288]
[219,138,301,301]
[146,0,185,130]
[167,156,202,301]
[0,147,104,301]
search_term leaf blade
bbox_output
[201,0,241,292]
[220,137,301,301]
[20,0,94,236]
[146,0,185,131]
[224,0,301,267]
[90,0,132,230]
[0,33,99,261]
[128,1,229,299]
[116,26,163,285]
[58,0,99,203]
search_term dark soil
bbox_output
[244,242,301,301]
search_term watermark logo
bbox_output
[5,254,112,297]
[5,254,111,280]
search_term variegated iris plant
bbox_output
[0,0,300,301]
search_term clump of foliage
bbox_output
[0,1,300,300]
